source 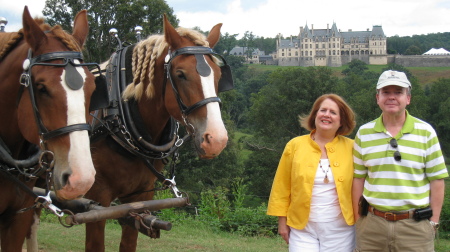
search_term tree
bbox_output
[342,59,369,76]
[215,32,238,55]
[404,45,422,55]
[427,78,450,155]
[174,114,242,204]
[43,0,178,62]
[244,67,341,197]
[239,31,256,59]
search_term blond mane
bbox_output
[0,18,83,60]
[122,27,210,100]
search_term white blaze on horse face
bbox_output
[57,59,95,199]
[198,56,228,157]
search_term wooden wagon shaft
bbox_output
[64,197,188,225]
[33,187,187,228]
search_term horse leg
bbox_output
[26,209,41,252]
[119,224,139,252]
[1,210,35,252]
[85,220,107,252]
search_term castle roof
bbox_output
[277,23,386,48]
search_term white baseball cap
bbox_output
[376,70,411,90]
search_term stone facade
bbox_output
[275,23,387,67]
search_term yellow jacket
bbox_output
[267,132,355,230]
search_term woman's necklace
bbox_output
[319,160,331,184]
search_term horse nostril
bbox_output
[62,173,71,187]
[203,133,212,144]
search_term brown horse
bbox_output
[85,15,231,251]
[0,6,96,251]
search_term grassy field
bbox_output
[30,218,450,251]
[33,219,287,252]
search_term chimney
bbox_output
[367,28,369,31]
[312,24,314,35]
[300,26,303,35]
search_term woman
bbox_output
[267,94,356,252]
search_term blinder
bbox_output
[20,49,101,141]
[89,74,110,111]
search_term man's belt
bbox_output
[368,206,414,221]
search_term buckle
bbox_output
[384,212,395,220]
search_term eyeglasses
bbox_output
[389,138,402,161]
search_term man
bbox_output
[352,70,448,251]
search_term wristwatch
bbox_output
[430,221,440,230]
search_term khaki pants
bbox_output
[354,211,435,252]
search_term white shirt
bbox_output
[309,159,342,222]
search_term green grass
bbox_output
[32,218,450,251]
[33,219,287,252]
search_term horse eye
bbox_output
[176,71,187,80]
[37,84,49,95]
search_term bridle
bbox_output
[163,46,234,129]
[19,49,100,144]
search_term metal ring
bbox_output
[58,209,76,228]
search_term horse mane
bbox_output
[122,27,210,101]
[0,18,82,61]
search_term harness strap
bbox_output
[42,123,91,141]
[184,97,221,115]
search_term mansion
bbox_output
[275,23,387,67]
[229,23,450,67]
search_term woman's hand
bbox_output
[278,216,290,244]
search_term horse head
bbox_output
[16,7,96,200]
[161,15,229,159]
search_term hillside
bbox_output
[247,64,450,86]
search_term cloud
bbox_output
[0,1,46,32]
[1,0,449,38]
[170,0,450,38]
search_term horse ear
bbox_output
[207,23,222,48]
[22,6,47,51]
[72,10,89,47]
[163,14,182,49]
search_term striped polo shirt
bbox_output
[353,111,448,211]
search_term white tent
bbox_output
[423,48,450,55]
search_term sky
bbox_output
[1,0,450,39]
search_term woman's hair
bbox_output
[299,94,356,136]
